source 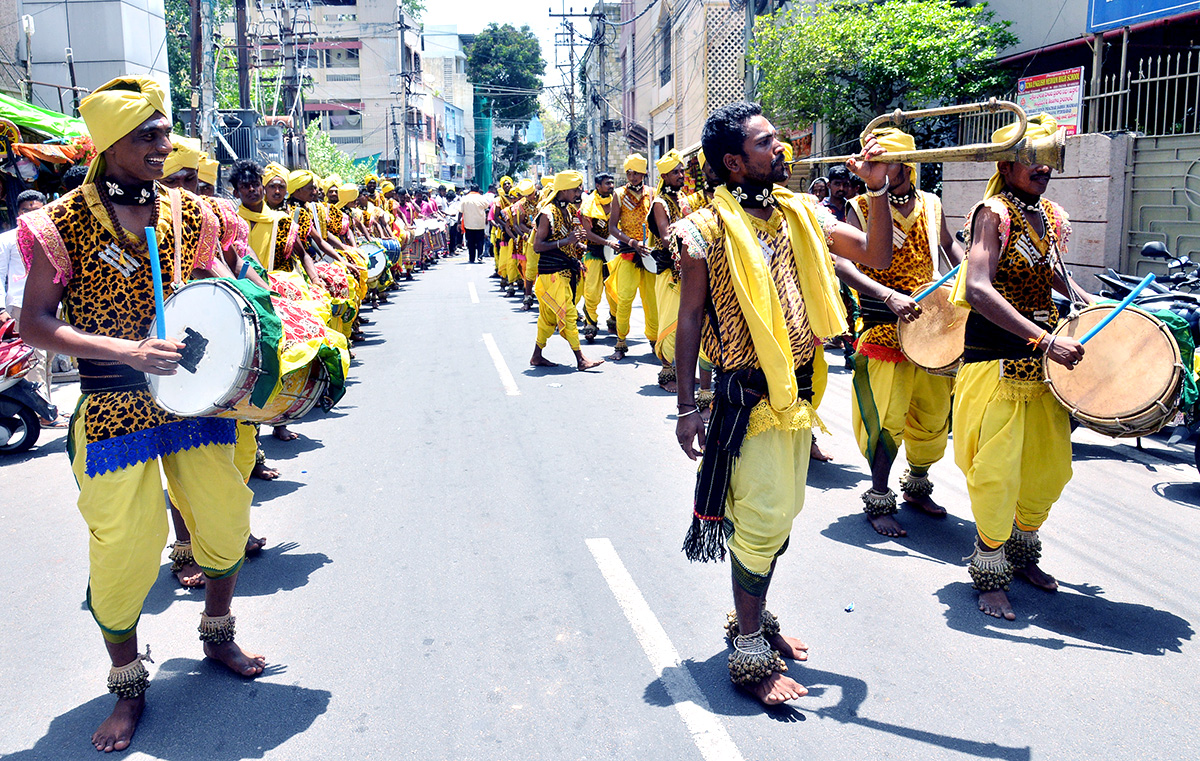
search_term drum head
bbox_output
[1047,305,1181,419]
[898,282,968,371]
[602,245,615,262]
[149,281,255,417]
[640,252,659,274]
[366,252,386,279]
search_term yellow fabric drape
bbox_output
[237,204,287,270]
[580,192,612,221]
[162,135,202,178]
[197,155,219,186]
[709,185,846,412]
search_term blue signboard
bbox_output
[1088,0,1200,31]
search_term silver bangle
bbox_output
[864,176,890,197]
[677,408,700,418]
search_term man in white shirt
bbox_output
[459,185,491,264]
[445,190,463,255]
[1,189,63,426]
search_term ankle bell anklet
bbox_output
[107,646,153,699]
[658,366,677,384]
[198,613,237,644]
[728,630,787,686]
[725,609,780,642]
[965,544,1013,592]
[899,469,934,498]
[168,542,194,574]
[862,488,898,517]
[1004,525,1043,569]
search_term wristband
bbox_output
[864,176,890,197]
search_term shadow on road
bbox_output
[1071,440,1187,468]
[807,461,870,492]
[1,658,330,761]
[251,478,304,505]
[934,581,1193,655]
[523,363,576,377]
[259,435,325,461]
[0,433,66,466]
[646,654,1031,759]
[820,506,975,566]
[1152,480,1200,508]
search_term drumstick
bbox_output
[912,262,962,303]
[145,227,166,340]
[238,259,251,279]
[1079,272,1156,344]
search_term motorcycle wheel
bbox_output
[0,405,40,454]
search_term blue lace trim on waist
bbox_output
[84,418,238,477]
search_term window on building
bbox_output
[325,110,362,131]
[325,47,359,68]
[659,19,672,86]
[299,48,321,70]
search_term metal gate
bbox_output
[1125,133,1200,275]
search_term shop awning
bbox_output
[0,93,87,140]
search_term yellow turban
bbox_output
[655,149,682,176]
[379,180,395,194]
[516,178,536,196]
[161,135,202,178]
[553,170,583,193]
[509,186,521,198]
[866,127,916,190]
[364,173,378,184]
[500,175,513,187]
[984,113,1060,198]
[541,176,553,187]
[79,75,170,183]
[623,153,648,174]
[263,162,288,185]
[781,143,793,163]
[287,169,316,195]
[334,184,359,209]
[197,155,219,186]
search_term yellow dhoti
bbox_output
[534,272,581,350]
[607,255,658,342]
[653,271,680,364]
[952,361,1073,548]
[726,426,813,596]
[72,415,252,642]
[851,355,953,470]
[582,257,615,325]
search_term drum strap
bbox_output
[79,359,149,393]
[167,187,184,287]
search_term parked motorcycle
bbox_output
[0,318,42,454]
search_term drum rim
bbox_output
[148,279,262,418]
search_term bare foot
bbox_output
[530,356,559,367]
[868,513,907,538]
[92,695,144,752]
[978,589,1016,620]
[577,356,604,371]
[1015,562,1058,592]
[175,561,206,588]
[606,348,627,361]
[251,461,280,481]
[245,535,267,556]
[203,640,266,677]
[659,376,678,393]
[743,672,808,705]
[767,632,809,661]
[809,438,833,462]
[903,493,947,517]
[272,426,299,442]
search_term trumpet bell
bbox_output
[995,130,1065,173]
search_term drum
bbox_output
[148,279,263,418]
[1046,304,1183,438]
[639,251,659,274]
[359,241,387,286]
[897,280,969,376]
[234,360,328,425]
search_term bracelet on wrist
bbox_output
[677,408,700,418]
[864,176,890,197]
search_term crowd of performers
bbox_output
[11,70,1129,750]
[13,76,460,752]
[491,102,1099,706]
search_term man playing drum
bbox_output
[835,127,965,537]
[578,173,620,341]
[951,114,1094,620]
[17,76,265,753]
[648,149,689,393]
[606,154,658,360]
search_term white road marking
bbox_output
[482,333,520,396]
[586,538,745,761]
[468,282,479,303]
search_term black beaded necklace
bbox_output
[96,178,160,259]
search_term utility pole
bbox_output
[199,0,217,152]
[550,3,594,172]
[189,0,202,137]
[235,0,251,109]
[596,10,608,174]
[398,11,411,184]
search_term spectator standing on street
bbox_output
[445,189,463,254]
[460,185,490,264]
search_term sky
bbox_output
[422,0,576,86]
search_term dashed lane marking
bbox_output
[482,333,520,396]
[586,538,745,761]
[468,282,479,303]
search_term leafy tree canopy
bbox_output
[749,0,1018,145]
[467,24,545,123]
[493,135,539,179]
[540,113,569,174]
[305,119,359,180]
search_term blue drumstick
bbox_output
[238,259,251,279]
[146,227,166,340]
[912,262,962,303]
[1079,272,1156,344]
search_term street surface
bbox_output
[2,254,1198,761]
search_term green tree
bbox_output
[749,0,1018,146]
[541,114,569,173]
[466,24,545,122]
[305,119,358,179]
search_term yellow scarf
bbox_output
[238,203,288,270]
[710,185,845,412]
[580,192,612,221]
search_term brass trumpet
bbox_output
[791,99,1065,172]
